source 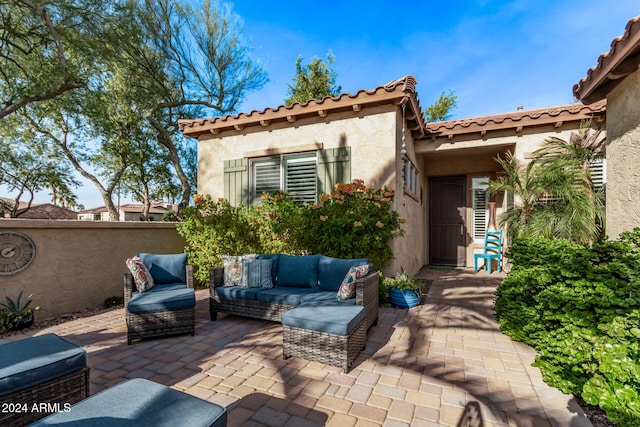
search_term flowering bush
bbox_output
[177,180,405,283]
[302,180,405,268]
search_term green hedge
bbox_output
[495,229,640,425]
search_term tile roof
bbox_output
[574,16,640,103]
[425,101,606,139]
[179,75,426,139]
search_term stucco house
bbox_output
[77,202,177,221]
[179,76,605,276]
[574,15,640,239]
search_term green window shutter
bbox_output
[317,147,351,196]
[224,159,248,206]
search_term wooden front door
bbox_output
[429,176,466,267]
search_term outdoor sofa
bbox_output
[209,254,379,371]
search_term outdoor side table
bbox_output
[0,333,89,427]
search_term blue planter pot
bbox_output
[389,287,421,308]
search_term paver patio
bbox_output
[1,268,593,426]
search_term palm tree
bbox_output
[489,120,606,244]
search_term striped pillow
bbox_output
[241,258,273,288]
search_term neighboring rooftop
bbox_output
[179,75,426,140]
[574,15,640,103]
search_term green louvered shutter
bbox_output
[317,147,351,196]
[224,159,248,206]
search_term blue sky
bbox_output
[11,1,639,208]
[233,0,638,118]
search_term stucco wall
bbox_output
[604,69,640,239]
[0,220,186,320]
[197,106,423,276]
[197,105,398,199]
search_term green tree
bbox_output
[284,51,341,105]
[0,0,104,119]
[423,90,458,122]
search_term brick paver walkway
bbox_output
[2,268,593,426]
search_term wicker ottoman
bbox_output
[30,378,227,427]
[0,333,89,427]
[282,303,367,372]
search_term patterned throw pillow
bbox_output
[336,264,371,301]
[126,256,155,293]
[222,255,243,286]
[241,258,273,288]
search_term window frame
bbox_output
[471,177,490,243]
[249,151,318,205]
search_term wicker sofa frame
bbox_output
[124,265,195,345]
[0,367,90,427]
[209,266,379,331]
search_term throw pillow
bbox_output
[222,254,256,286]
[336,263,371,301]
[126,256,155,293]
[241,258,273,288]
[222,255,243,286]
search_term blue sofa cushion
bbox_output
[282,304,366,336]
[256,254,280,283]
[276,254,320,288]
[255,288,321,306]
[128,287,195,314]
[318,256,368,291]
[139,253,187,284]
[0,333,87,397]
[215,286,263,301]
[151,283,188,292]
[30,378,227,427]
[299,290,343,304]
[241,258,273,288]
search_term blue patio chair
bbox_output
[473,230,503,274]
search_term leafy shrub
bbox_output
[302,180,404,268]
[495,229,640,425]
[177,181,405,284]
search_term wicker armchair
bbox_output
[124,254,196,345]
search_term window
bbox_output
[589,157,606,190]
[472,177,489,242]
[403,158,419,195]
[251,153,317,204]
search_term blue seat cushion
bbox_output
[299,290,343,304]
[254,288,321,306]
[30,378,227,427]
[276,254,320,288]
[0,333,87,397]
[128,287,195,313]
[139,253,187,284]
[281,304,365,336]
[215,286,263,301]
[318,255,368,291]
[152,283,187,292]
[256,254,280,283]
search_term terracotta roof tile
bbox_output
[425,101,606,137]
[574,16,640,103]
[179,75,426,139]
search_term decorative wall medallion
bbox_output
[0,231,36,275]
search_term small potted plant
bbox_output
[384,268,424,308]
[0,291,40,331]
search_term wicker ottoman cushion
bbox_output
[30,378,227,427]
[255,288,321,306]
[139,252,187,284]
[318,256,368,291]
[0,334,86,396]
[128,287,195,314]
[282,304,366,336]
